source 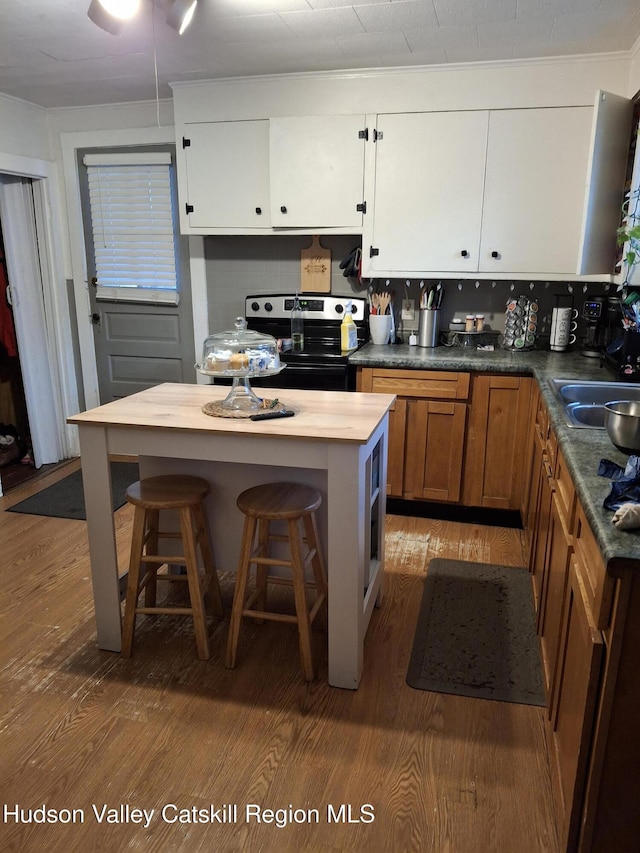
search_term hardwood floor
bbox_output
[0,485,558,852]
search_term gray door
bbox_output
[80,146,195,403]
[88,284,194,402]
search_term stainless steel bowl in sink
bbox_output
[604,401,640,454]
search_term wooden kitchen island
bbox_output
[68,383,394,689]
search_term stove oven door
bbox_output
[252,360,351,392]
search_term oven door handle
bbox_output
[282,363,347,376]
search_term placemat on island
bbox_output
[201,399,290,419]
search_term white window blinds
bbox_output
[83,152,179,304]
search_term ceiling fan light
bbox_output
[166,0,197,35]
[99,0,140,20]
[87,0,123,35]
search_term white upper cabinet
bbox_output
[478,106,593,274]
[269,115,367,229]
[368,111,489,274]
[578,91,635,275]
[181,120,271,229]
[364,92,632,278]
[177,114,367,234]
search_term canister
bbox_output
[418,308,440,348]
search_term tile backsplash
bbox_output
[203,235,616,346]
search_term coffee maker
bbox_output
[581,297,607,358]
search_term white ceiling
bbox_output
[0,0,639,109]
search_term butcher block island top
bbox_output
[68,383,395,444]
[68,383,395,690]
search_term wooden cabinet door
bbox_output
[367,111,488,274]
[182,120,271,229]
[547,561,604,852]
[269,115,366,228]
[462,374,533,510]
[479,107,593,274]
[538,492,572,700]
[405,399,467,502]
[530,450,553,616]
[386,397,407,498]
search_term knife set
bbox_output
[502,295,538,351]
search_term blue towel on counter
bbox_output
[598,455,640,510]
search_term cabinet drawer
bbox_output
[573,504,614,630]
[554,446,576,531]
[362,368,470,400]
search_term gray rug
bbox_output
[407,559,545,706]
[7,462,139,520]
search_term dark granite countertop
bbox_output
[350,343,640,570]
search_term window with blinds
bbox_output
[83,152,179,304]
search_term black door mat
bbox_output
[7,462,139,520]
[407,558,545,706]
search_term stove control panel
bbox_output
[246,294,366,321]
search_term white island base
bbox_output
[68,384,394,689]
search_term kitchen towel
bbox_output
[598,455,640,510]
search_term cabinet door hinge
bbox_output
[182,137,191,148]
[369,246,379,258]
[373,129,383,142]
[356,201,367,214]
[185,203,194,214]
[358,128,369,141]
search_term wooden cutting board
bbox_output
[300,235,331,293]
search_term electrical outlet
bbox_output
[401,298,415,322]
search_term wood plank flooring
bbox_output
[0,479,558,852]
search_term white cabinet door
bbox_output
[269,115,366,229]
[479,107,593,274]
[578,91,633,276]
[368,111,488,273]
[182,120,271,229]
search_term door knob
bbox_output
[91,312,101,325]
[280,205,287,214]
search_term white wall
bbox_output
[0,94,51,162]
[172,54,631,124]
[629,37,640,96]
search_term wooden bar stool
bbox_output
[121,475,223,660]
[226,482,328,681]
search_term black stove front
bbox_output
[244,293,368,391]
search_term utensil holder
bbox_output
[369,314,392,345]
[418,309,440,348]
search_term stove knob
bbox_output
[250,301,260,312]
[265,302,273,312]
[335,304,344,314]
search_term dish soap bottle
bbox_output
[341,300,358,352]
[291,294,304,352]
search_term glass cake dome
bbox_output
[196,317,283,411]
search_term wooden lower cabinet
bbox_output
[357,367,469,502]
[462,374,533,509]
[404,398,467,501]
[529,440,553,613]
[357,367,531,509]
[547,561,604,852]
[539,493,574,702]
[526,396,639,852]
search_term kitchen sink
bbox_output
[549,379,640,429]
